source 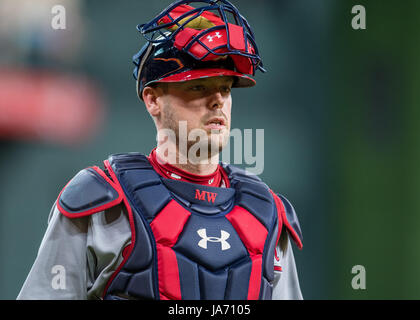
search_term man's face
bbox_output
[156,76,233,161]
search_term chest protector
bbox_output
[57,153,302,300]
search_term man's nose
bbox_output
[208,90,226,110]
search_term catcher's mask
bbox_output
[133,0,266,100]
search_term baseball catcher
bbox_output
[18,0,303,300]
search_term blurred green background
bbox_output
[1,0,419,299]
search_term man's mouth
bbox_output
[204,117,226,130]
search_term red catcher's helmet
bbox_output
[133,0,266,100]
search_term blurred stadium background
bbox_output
[1,0,419,299]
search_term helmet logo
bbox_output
[206,32,222,43]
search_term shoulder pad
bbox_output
[275,193,303,249]
[220,162,262,183]
[57,166,123,218]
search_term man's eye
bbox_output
[221,86,231,93]
[190,85,206,91]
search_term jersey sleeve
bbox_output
[272,234,303,300]
[17,203,91,299]
[17,201,131,300]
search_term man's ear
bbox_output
[142,86,163,117]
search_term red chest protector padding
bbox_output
[57,153,302,300]
[104,152,280,300]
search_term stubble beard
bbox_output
[160,102,230,165]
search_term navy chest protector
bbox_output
[57,153,302,300]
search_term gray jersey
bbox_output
[17,202,303,300]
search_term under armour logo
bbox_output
[207,32,222,42]
[197,228,231,251]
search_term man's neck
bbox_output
[156,144,220,176]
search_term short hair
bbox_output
[147,82,168,94]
